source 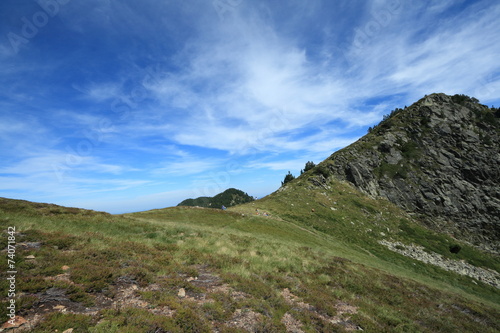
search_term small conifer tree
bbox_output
[301,161,316,174]
[281,171,295,186]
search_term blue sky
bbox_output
[1,0,499,213]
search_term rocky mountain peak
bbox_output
[310,93,500,253]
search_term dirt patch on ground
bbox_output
[281,312,305,333]
[282,287,314,310]
[112,283,149,310]
[227,308,263,332]
[44,272,73,284]
[281,288,361,331]
[180,265,250,305]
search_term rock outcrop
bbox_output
[311,93,500,253]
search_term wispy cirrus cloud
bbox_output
[137,8,359,155]
[343,0,500,102]
[0,153,130,179]
[149,155,226,177]
[133,0,500,158]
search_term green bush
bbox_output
[376,162,408,179]
[314,165,330,178]
[451,94,479,105]
[449,244,462,254]
[34,313,95,332]
[401,141,420,159]
[89,321,121,333]
[174,307,211,333]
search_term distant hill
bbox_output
[177,188,254,208]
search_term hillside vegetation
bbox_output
[0,188,498,332]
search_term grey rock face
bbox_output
[315,94,500,253]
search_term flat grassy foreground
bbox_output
[0,192,498,332]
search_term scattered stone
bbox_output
[62,328,74,333]
[1,316,27,329]
[116,275,138,285]
[44,273,72,284]
[53,305,66,311]
[25,255,36,259]
[177,288,186,298]
[19,242,42,250]
[61,265,70,271]
[42,288,68,303]
[380,240,500,288]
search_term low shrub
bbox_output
[449,244,462,254]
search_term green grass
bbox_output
[0,194,499,332]
[230,177,500,304]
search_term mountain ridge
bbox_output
[305,93,499,253]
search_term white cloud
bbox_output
[247,159,311,172]
[426,0,464,14]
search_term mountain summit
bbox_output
[177,188,254,208]
[308,93,499,253]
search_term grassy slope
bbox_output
[0,193,499,332]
